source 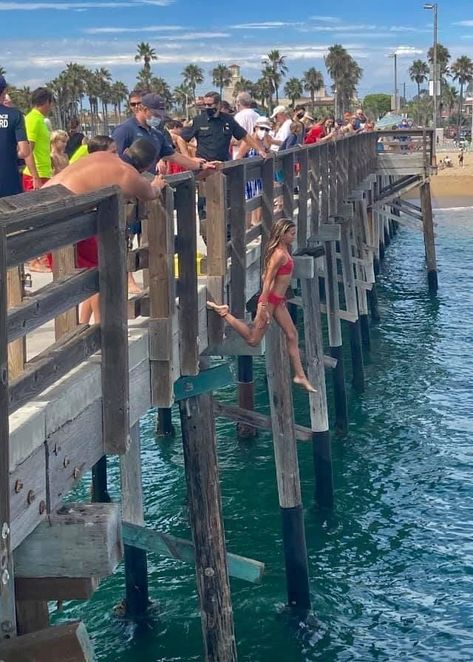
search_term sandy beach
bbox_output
[430,151,473,206]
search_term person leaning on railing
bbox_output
[42,138,172,325]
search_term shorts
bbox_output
[22,174,50,191]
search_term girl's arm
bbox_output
[258,251,284,304]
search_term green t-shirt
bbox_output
[24,108,52,178]
[69,144,88,163]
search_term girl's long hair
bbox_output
[263,218,296,274]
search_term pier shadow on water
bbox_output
[55,207,473,661]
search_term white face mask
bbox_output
[256,129,267,140]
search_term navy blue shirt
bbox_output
[112,117,174,173]
[182,112,246,161]
[0,104,27,198]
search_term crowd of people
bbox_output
[0,74,379,329]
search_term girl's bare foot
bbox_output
[293,376,317,393]
[206,301,229,317]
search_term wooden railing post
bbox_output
[176,178,199,376]
[0,228,16,640]
[97,189,130,455]
[206,172,227,348]
[148,189,177,406]
[7,267,25,379]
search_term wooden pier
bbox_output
[0,129,436,660]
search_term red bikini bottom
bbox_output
[258,291,286,307]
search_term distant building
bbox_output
[223,64,242,103]
[280,87,335,111]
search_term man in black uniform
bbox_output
[181,90,266,162]
[0,75,39,197]
[181,91,267,230]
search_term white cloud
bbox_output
[309,16,340,23]
[454,20,473,27]
[230,21,301,30]
[0,0,172,9]
[392,46,424,57]
[85,25,185,33]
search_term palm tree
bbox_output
[150,76,172,106]
[84,68,101,132]
[303,67,324,112]
[284,77,303,108]
[442,84,458,120]
[428,43,451,79]
[262,49,288,104]
[134,42,157,88]
[0,66,6,76]
[211,64,232,98]
[409,60,429,99]
[451,55,473,137]
[173,83,192,117]
[325,44,362,117]
[8,86,30,113]
[254,76,273,111]
[181,64,204,102]
[94,67,112,131]
[110,80,128,121]
[232,77,254,100]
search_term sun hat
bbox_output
[255,116,272,129]
[270,105,288,118]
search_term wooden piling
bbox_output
[91,456,111,503]
[420,181,438,293]
[301,271,334,510]
[179,393,237,661]
[120,422,149,620]
[265,325,311,609]
[156,408,175,438]
[237,356,256,439]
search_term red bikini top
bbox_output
[276,256,294,276]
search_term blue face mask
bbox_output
[146,116,163,129]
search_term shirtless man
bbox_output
[43,138,166,323]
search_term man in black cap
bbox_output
[112,92,211,174]
[0,74,41,197]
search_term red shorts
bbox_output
[258,291,286,307]
[76,237,98,268]
[22,174,50,191]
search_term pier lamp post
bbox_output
[424,2,438,165]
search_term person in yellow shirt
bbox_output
[23,87,54,191]
[69,134,116,163]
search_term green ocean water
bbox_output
[57,206,473,661]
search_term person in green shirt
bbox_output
[23,87,54,190]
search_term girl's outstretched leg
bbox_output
[207,301,272,346]
[273,304,317,393]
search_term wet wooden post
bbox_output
[301,266,334,510]
[353,202,371,351]
[121,422,149,619]
[325,143,348,435]
[52,246,78,340]
[91,457,111,503]
[0,228,17,641]
[266,324,311,608]
[420,180,438,293]
[228,166,256,438]
[156,408,175,438]
[339,218,365,393]
[179,394,238,661]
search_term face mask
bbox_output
[146,116,162,129]
[206,107,217,118]
[256,129,267,140]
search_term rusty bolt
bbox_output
[26,490,35,505]
[39,500,46,515]
[63,457,70,468]
[14,480,23,493]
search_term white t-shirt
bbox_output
[270,118,292,152]
[233,108,260,158]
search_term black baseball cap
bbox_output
[141,93,166,117]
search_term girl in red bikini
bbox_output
[207,218,316,393]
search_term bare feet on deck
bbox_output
[206,301,229,317]
[293,376,317,393]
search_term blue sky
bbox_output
[2,0,473,99]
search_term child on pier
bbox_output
[207,218,316,393]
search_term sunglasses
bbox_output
[129,101,141,107]
[257,127,270,132]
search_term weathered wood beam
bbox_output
[213,400,313,442]
[14,503,123,578]
[122,522,264,585]
[15,577,100,602]
[0,621,94,662]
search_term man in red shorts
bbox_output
[43,138,166,324]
